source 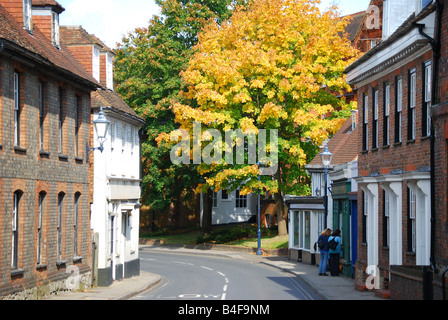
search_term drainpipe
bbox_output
[416,0,443,300]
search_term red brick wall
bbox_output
[65,45,93,78]
[355,50,433,296]
[32,15,51,41]
[1,0,26,28]
[0,55,93,297]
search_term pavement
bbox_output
[46,244,384,300]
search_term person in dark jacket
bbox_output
[317,228,332,276]
[328,229,342,276]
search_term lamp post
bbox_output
[320,145,333,229]
[87,107,110,161]
[257,162,263,256]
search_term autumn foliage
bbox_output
[164,0,360,235]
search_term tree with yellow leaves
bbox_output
[166,0,359,235]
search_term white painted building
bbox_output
[91,95,144,286]
[200,190,257,225]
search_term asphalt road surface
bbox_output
[133,250,322,300]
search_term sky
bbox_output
[58,0,372,49]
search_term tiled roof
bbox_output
[60,25,114,53]
[0,3,98,88]
[92,89,143,122]
[32,0,65,13]
[307,116,359,168]
[344,11,366,43]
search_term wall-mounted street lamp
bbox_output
[87,107,110,161]
[320,145,333,229]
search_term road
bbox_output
[133,250,323,300]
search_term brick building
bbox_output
[0,0,99,298]
[431,0,448,300]
[346,0,444,299]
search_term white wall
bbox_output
[91,109,141,276]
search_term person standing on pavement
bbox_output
[318,228,332,276]
[328,229,342,276]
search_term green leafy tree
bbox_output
[114,0,243,225]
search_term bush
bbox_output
[196,224,278,244]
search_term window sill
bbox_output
[75,157,84,164]
[58,154,68,161]
[36,264,47,270]
[421,136,431,141]
[361,150,368,154]
[393,142,402,147]
[73,256,83,263]
[39,150,50,159]
[406,139,416,145]
[14,146,27,155]
[371,147,378,152]
[56,259,67,266]
[382,144,390,149]
[11,268,25,277]
[406,251,416,257]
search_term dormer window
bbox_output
[23,0,32,32]
[52,12,60,47]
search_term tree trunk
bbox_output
[202,189,213,233]
[274,167,288,236]
[274,191,288,236]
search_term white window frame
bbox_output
[235,189,247,208]
[11,192,20,269]
[221,190,231,201]
[384,191,390,248]
[424,61,432,137]
[384,84,390,146]
[39,82,44,150]
[37,192,44,265]
[363,94,369,150]
[57,193,64,260]
[92,46,100,82]
[14,72,20,147]
[409,187,416,253]
[74,194,80,256]
[397,78,403,143]
[373,89,379,149]
[106,53,114,90]
[409,69,416,140]
[52,12,60,47]
[212,192,218,208]
[23,0,32,31]
[292,210,311,251]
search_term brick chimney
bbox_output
[32,0,65,47]
[1,0,33,31]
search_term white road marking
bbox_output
[171,260,194,266]
[201,266,213,271]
